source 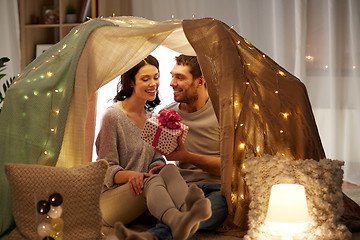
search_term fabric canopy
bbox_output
[1,16,356,237]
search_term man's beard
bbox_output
[174,86,198,104]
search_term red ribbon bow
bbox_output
[157,108,182,129]
[151,108,184,150]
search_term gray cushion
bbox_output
[4,160,108,240]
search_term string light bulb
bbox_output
[278,71,286,77]
[281,112,289,119]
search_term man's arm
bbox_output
[164,138,221,176]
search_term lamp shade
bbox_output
[265,184,310,224]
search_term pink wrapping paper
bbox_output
[141,109,189,154]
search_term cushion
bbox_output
[4,160,108,240]
[243,155,351,240]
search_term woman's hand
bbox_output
[149,164,166,175]
[128,171,150,196]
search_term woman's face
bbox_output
[132,64,159,102]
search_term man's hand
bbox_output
[128,171,150,196]
[161,136,190,162]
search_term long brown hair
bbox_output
[114,55,161,112]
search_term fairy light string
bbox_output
[228,25,297,206]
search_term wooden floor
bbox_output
[105,181,360,240]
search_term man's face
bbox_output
[170,64,198,104]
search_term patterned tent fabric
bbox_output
[0,19,115,236]
[182,18,326,228]
[1,16,359,237]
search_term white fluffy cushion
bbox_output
[243,155,351,240]
[4,160,108,240]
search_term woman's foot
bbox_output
[181,184,205,212]
[162,198,212,240]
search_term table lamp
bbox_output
[265,184,311,240]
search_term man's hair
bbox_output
[175,55,202,79]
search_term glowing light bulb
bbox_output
[46,72,53,77]
[281,112,289,119]
[305,56,313,61]
[244,38,252,46]
[24,95,29,100]
[275,90,279,94]
[240,123,244,127]
[239,143,245,150]
[280,130,284,133]
[256,146,261,152]
[231,193,237,203]
[44,151,48,155]
[324,65,329,69]
[278,71,286,76]
[254,104,260,110]
[54,109,60,115]
[33,91,38,96]
[54,89,59,93]
[50,128,55,132]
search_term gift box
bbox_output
[141,108,189,154]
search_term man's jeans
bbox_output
[148,184,228,240]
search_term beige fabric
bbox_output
[181,18,326,228]
[56,17,193,168]
[100,183,147,226]
[4,160,108,240]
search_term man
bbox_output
[162,54,227,230]
[116,55,227,240]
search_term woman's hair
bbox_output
[114,55,161,112]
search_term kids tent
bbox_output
[0,17,358,237]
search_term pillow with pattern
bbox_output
[4,160,108,240]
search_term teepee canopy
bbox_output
[0,17,325,234]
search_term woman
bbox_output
[96,55,211,240]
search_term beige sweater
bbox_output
[96,105,165,191]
